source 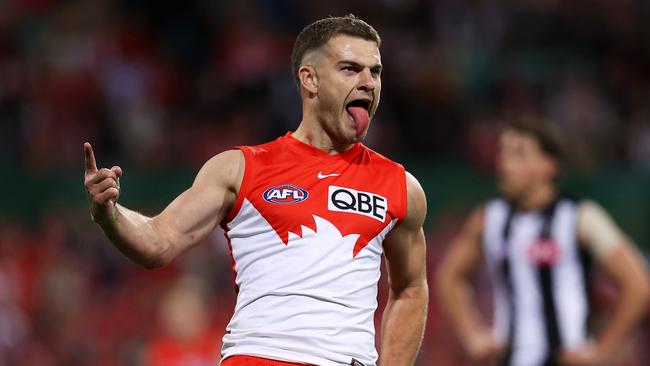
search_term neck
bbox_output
[292,117,356,155]
[514,182,556,211]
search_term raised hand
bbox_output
[84,142,123,224]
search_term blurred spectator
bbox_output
[145,275,220,366]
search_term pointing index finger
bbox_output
[84,142,98,173]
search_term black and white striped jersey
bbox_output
[482,197,592,366]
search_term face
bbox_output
[301,35,382,144]
[160,285,207,341]
[496,129,556,199]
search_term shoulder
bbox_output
[200,149,245,174]
[402,171,427,228]
[465,202,488,235]
[460,199,504,241]
[235,138,281,157]
[576,198,603,215]
[574,198,621,233]
[575,199,628,257]
[575,199,615,230]
[361,144,405,168]
[483,196,508,213]
[232,137,298,169]
[194,149,245,192]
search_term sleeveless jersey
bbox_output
[219,133,408,366]
[482,198,592,366]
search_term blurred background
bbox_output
[0,0,649,365]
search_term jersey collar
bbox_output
[282,132,365,161]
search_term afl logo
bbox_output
[263,184,309,204]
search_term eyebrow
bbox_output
[337,60,383,73]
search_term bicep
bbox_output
[597,240,649,288]
[152,150,244,253]
[383,172,428,292]
[577,200,628,259]
[578,201,649,288]
[384,224,428,292]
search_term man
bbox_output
[437,121,650,366]
[83,15,428,366]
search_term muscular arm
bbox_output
[84,143,244,268]
[563,201,650,364]
[436,205,503,361]
[592,244,650,358]
[379,172,428,366]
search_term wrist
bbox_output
[92,202,119,227]
[462,322,490,341]
[462,324,490,349]
[594,337,615,361]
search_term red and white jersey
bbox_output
[219,133,408,366]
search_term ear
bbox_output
[298,65,318,94]
[543,155,559,180]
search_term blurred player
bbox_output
[146,276,217,365]
[437,120,649,366]
[83,15,428,366]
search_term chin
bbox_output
[498,183,517,200]
[351,129,370,143]
[351,129,366,141]
[338,123,365,143]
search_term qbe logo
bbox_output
[328,185,387,222]
[263,184,309,204]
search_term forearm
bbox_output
[84,145,239,269]
[97,203,170,268]
[379,283,428,366]
[596,281,650,356]
[438,274,486,342]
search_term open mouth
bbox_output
[345,98,372,136]
[345,99,371,112]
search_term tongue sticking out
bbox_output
[347,106,370,136]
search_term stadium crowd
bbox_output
[0,0,648,365]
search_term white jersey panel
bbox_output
[221,199,396,366]
[551,201,589,350]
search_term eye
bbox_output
[341,66,356,72]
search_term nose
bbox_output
[358,68,377,92]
